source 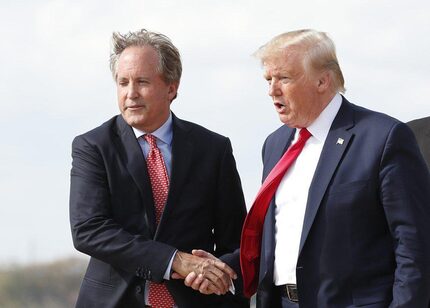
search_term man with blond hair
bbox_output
[239,29,430,307]
[184,29,430,307]
[69,29,248,308]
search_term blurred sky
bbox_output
[1,0,429,264]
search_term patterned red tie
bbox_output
[145,134,175,308]
[240,128,312,298]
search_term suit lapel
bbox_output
[155,114,193,236]
[259,199,276,285]
[260,126,295,283]
[299,98,355,254]
[263,126,296,180]
[113,116,157,235]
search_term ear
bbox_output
[167,82,179,102]
[316,71,331,93]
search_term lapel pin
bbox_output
[336,138,344,145]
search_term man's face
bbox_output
[263,49,322,128]
[116,46,178,132]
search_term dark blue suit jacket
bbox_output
[70,114,248,307]
[257,98,430,308]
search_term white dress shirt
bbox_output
[273,93,342,285]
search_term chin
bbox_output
[278,115,290,125]
[124,115,146,128]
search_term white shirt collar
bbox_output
[306,93,342,142]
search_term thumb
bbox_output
[192,249,216,260]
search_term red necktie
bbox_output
[240,128,312,298]
[145,134,175,308]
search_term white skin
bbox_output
[263,48,333,128]
[117,45,236,294]
[116,45,177,133]
[180,46,336,295]
[172,250,231,295]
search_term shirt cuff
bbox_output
[163,250,177,280]
[229,278,235,294]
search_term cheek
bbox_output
[117,94,124,108]
[117,92,127,110]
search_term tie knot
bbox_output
[144,134,158,149]
[299,128,312,141]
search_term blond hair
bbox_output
[255,29,345,93]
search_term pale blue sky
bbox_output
[1,0,429,264]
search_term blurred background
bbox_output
[1,0,429,306]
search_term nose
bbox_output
[127,82,139,99]
[268,80,281,97]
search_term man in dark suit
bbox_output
[237,30,430,307]
[69,29,247,308]
[408,116,430,168]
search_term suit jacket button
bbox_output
[136,285,142,294]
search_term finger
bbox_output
[171,272,185,280]
[209,263,232,291]
[213,260,237,279]
[192,249,216,260]
[190,273,204,290]
[206,280,225,295]
[201,271,225,293]
[184,272,197,287]
[203,267,229,294]
[201,279,219,295]
[199,260,230,292]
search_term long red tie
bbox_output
[240,128,312,298]
[145,134,175,308]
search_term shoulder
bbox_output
[265,124,292,145]
[339,98,413,142]
[337,99,420,155]
[72,115,120,148]
[173,115,230,145]
[346,99,401,129]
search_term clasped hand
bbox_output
[171,249,236,295]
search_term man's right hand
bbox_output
[171,250,237,295]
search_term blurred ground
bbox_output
[0,257,256,307]
[0,258,86,308]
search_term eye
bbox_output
[118,80,128,87]
[279,76,291,84]
[138,79,149,85]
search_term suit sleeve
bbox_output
[215,138,247,294]
[379,122,430,307]
[69,135,176,282]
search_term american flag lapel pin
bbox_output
[336,138,344,145]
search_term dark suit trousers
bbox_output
[281,297,299,308]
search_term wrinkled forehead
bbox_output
[262,48,305,76]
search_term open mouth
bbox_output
[274,102,286,111]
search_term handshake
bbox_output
[170,249,237,296]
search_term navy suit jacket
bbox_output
[69,114,248,307]
[257,98,430,308]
